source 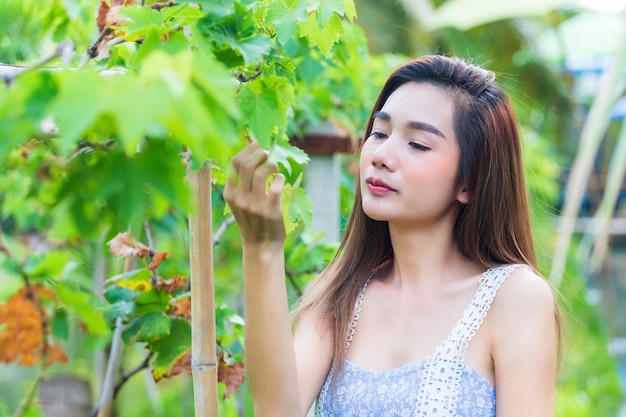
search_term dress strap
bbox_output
[435,264,523,362]
[344,268,378,351]
[415,264,524,416]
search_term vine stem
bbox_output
[112,351,154,398]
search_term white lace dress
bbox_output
[316,264,522,417]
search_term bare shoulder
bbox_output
[492,265,556,318]
[489,268,558,414]
[490,264,557,371]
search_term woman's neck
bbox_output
[386,221,482,288]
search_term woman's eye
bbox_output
[369,131,387,139]
[410,142,430,151]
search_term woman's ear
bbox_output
[456,187,469,204]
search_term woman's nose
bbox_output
[370,136,398,171]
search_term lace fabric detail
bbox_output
[415,264,520,416]
[317,264,523,417]
[344,271,375,351]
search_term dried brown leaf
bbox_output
[170,297,191,319]
[0,287,46,366]
[96,0,110,32]
[111,0,135,6]
[107,231,151,258]
[105,5,127,29]
[148,252,171,270]
[157,275,185,292]
[217,352,245,399]
[162,350,191,379]
[45,342,68,366]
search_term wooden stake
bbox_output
[189,164,218,417]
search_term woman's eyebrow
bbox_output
[373,110,446,139]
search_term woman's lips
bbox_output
[365,177,397,194]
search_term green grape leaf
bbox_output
[48,70,104,155]
[313,0,345,22]
[134,288,172,315]
[149,318,191,380]
[56,285,109,336]
[118,6,169,39]
[282,177,313,234]
[103,286,138,320]
[269,140,310,175]
[238,34,273,64]
[215,304,245,360]
[103,285,139,304]
[162,3,205,27]
[344,0,357,22]
[122,311,172,343]
[271,55,297,85]
[300,12,344,56]
[239,84,285,148]
[266,0,307,45]
[178,0,233,17]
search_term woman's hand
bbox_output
[223,141,286,248]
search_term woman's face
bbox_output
[359,82,467,227]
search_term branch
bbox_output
[80,28,113,68]
[213,216,235,247]
[1,42,74,85]
[150,1,175,10]
[285,267,324,298]
[285,271,303,298]
[237,69,262,83]
[112,351,154,398]
[143,221,159,286]
[12,371,44,417]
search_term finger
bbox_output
[226,141,259,191]
[237,147,269,195]
[250,161,278,202]
[267,173,285,212]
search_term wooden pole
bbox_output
[188,163,218,417]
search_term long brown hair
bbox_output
[295,55,542,377]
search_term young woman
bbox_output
[223,55,558,417]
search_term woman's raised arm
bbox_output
[223,142,332,416]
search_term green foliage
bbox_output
[1,0,376,412]
[1,0,623,415]
[553,251,625,416]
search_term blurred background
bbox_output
[1,0,626,416]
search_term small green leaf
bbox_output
[122,311,172,343]
[134,288,172,315]
[103,286,138,320]
[344,0,357,21]
[179,0,232,17]
[48,70,104,154]
[266,0,306,44]
[103,286,138,304]
[23,250,71,280]
[269,140,310,175]
[119,6,169,39]
[238,34,273,64]
[162,3,205,27]
[282,178,313,234]
[239,84,285,147]
[56,285,109,336]
[51,308,69,340]
[313,0,344,22]
[149,318,191,380]
[300,12,344,56]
